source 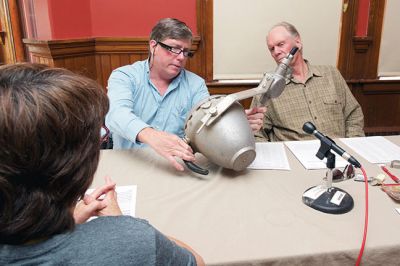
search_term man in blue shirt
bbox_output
[106,18,265,171]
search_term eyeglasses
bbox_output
[324,164,355,183]
[157,41,194,58]
[100,125,110,144]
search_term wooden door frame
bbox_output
[0,0,25,63]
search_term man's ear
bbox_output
[150,40,158,48]
[149,40,157,57]
[294,37,302,51]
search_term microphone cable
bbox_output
[356,166,369,266]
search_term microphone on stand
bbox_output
[258,47,298,105]
[303,122,361,168]
[301,122,355,214]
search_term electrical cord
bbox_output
[355,166,369,266]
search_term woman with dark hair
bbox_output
[0,63,204,265]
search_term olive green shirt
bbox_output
[252,61,365,142]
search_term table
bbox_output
[93,136,400,265]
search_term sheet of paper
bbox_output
[247,142,290,170]
[285,140,348,170]
[86,185,137,217]
[340,136,400,164]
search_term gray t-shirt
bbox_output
[0,216,196,265]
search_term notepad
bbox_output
[85,185,137,217]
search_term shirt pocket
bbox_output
[169,102,189,137]
[322,93,342,105]
[173,102,189,119]
[321,93,343,122]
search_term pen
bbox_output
[381,165,400,183]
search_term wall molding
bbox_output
[94,37,200,54]
[24,38,95,58]
[352,36,373,53]
[24,37,201,57]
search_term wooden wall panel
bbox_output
[350,81,400,134]
[96,54,113,88]
[23,38,97,81]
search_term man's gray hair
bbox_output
[150,18,193,42]
[269,21,300,38]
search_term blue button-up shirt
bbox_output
[105,60,210,149]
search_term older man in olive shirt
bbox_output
[252,21,364,141]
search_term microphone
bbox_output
[259,47,299,105]
[303,122,361,168]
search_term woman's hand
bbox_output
[73,176,122,224]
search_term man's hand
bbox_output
[73,176,122,224]
[138,127,195,171]
[245,106,267,132]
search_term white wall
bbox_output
[213,0,342,80]
[378,0,400,77]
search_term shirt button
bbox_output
[309,101,312,104]
[314,117,317,120]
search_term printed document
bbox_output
[340,136,400,163]
[247,142,290,170]
[86,185,137,217]
[285,140,348,170]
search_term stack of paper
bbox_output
[285,140,348,170]
[340,136,400,164]
[247,142,290,170]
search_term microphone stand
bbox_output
[302,138,354,214]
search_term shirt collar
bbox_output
[305,60,323,77]
[286,59,322,84]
